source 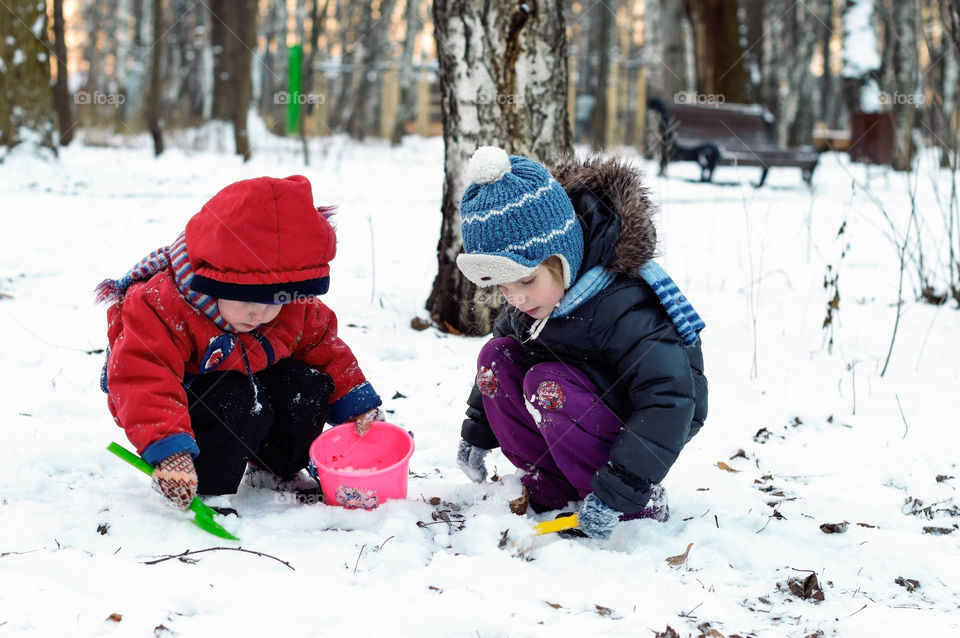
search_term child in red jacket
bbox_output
[96,175,382,511]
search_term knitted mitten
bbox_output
[353,407,385,436]
[152,452,198,510]
[456,439,490,483]
[577,492,622,539]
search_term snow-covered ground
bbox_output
[1,126,958,637]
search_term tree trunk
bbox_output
[330,0,358,131]
[146,0,165,156]
[299,0,329,161]
[392,0,423,145]
[428,0,572,335]
[942,0,960,168]
[209,0,257,160]
[51,0,75,145]
[589,0,615,150]
[346,1,375,140]
[880,0,919,171]
[209,0,231,120]
[232,0,257,161]
[0,0,55,151]
[685,0,747,103]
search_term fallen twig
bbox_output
[142,547,294,570]
[354,544,366,574]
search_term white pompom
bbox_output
[466,146,511,184]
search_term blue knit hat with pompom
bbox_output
[457,147,583,289]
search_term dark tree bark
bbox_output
[51,0,75,145]
[428,0,572,335]
[684,0,747,103]
[392,0,423,145]
[589,0,615,150]
[0,0,55,151]
[209,0,258,160]
[146,0,165,156]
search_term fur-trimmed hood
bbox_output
[551,155,658,277]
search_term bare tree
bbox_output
[51,0,75,145]
[878,0,920,171]
[0,0,56,151]
[145,0,164,155]
[589,0,616,150]
[428,0,572,335]
[392,0,423,145]
[684,0,747,103]
[209,0,258,160]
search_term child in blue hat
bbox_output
[455,147,708,539]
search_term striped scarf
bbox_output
[95,232,231,330]
[637,261,705,347]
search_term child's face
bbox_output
[217,299,283,332]
[498,265,565,320]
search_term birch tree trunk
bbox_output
[0,0,55,151]
[428,0,572,335]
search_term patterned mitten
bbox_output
[151,452,198,510]
[353,407,385,436]
[577,492,622,539]
[456,439,490,483]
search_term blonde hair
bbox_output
[541,256,565,286]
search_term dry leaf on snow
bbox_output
[666,542,694,566]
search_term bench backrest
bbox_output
[656,101,777,150]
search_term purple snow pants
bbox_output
[475,337,623,510]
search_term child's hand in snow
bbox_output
[456,439,490,483]
[152,452,198,510]
[352,407,384,436]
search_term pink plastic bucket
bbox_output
[308,422,414,510]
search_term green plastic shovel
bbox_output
[107,442,239,541]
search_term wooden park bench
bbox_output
[647,98,820,187]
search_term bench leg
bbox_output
[802,167,814,186]
[755,167,769,187]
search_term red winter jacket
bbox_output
[101,175,380,465]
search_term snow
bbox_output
[1,127,959,637]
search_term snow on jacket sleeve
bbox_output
[106,282,199,463]
[589,287,698,514]
[293,299,381,424]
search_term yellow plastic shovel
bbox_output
[533,513,580,536]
